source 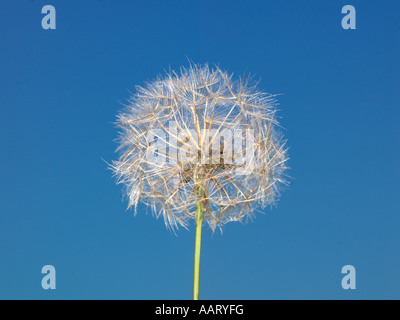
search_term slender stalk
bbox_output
[193,187,203,300]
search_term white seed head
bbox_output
[112,64,289,231]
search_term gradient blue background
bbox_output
[1,0,399,299]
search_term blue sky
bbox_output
[0,0,399,299]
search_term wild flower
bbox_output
[112,63,289,299]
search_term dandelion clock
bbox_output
[111,64,289,299]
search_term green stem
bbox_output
[193,187,203,300]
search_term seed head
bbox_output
[112,64,288,231]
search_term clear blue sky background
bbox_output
[1,0,399,299]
